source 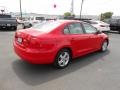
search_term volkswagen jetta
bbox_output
[13,20,109,68]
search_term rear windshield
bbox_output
[32,21,61,32]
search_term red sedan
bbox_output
[13,20,109,68]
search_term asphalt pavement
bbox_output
[0,30,120,90]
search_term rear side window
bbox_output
[82,23,97,34]
[66,23,84,34]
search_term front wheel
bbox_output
[54,49,71,69]
[101,40,108,52]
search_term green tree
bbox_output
[63,12,75,19]
[64,12,72,17]
[100,12,113,21]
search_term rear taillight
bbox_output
[15,31,30,47]
[15,31,41,49]
[15,31,22,38]
[15,31,20,42]
[15,32,17,38]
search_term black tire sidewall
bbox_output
[118,31,120,34]
[13,26,17,30]
[101,40,108,52]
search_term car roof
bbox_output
[55,20,82,24]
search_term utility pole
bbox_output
[70,0,74,15]
[19,0,22,20]
[80,0,84,19]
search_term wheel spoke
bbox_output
[62,60,66,66]
[60,53,65,59]
[63,52,68,58]
[65,56,69,62]
[58,59,64,65]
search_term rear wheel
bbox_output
[101,40,108,52]
[54,49,71,69]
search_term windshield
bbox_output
[32,21,62,32]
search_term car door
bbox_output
[82,22,103,51]
[64,22,92,57]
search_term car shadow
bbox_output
[12,50,110,86]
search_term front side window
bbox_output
[82,23,97,34]
[67,23,84,34]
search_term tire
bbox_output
[118,31,120,34]
[9,27,12,30]
[10,26,17,30]
[54,49,71,69]
[29,24,32,28]
[13,26,17,30]
[101,40,108,52]
[22,24,25,29]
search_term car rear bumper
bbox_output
[13,42,55,64]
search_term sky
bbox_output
[0,0,120,15]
